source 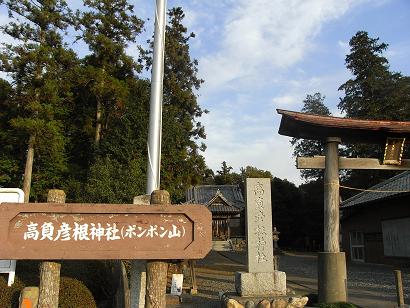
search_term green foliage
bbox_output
[271,177,305,247]
[240,165,273,179]
[60,260,119,304]
[75,0,144,146]
[0,275,25,308]
[0,0,78,200]
[0,3,209,204]
[76,0,144,77]
[338,31,410,192]
[0,78,21,187]
[338,31,403,120]
[298,179,324,250]
[83,155,145,203]
[291,93,331,182]
[214,161,240,185]
[58,277,96,308]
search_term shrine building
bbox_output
[185,185,245,240]
[341,171,410,265]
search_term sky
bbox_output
[1,0,410,186]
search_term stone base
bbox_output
[221,292,309,308]
[318,252,347,303]
[235,271,286,297]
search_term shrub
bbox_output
[0,275,25,308]
[58,277,96,308]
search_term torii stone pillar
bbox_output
[318,137,347,303]
[277,108,410,304]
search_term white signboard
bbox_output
[0,188,24,286]
[170,274,184,296]
[382,217,410,257]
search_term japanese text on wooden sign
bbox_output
[0,204,212,260]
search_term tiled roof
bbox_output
[208,203,241,213]
[341,171,410,208]
[277,109,410,143]
[185,185,245,213]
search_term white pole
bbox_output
[146,0,167,195]
[131,2,167,307]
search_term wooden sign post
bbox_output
[0,203,212,260]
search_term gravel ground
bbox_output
[169,250,410,307]
[271,251,410,307]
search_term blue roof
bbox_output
[341,171,410,208]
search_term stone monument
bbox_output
[235,178,286,297]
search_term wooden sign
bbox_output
[0,203,212,260]
[383,137,406,165]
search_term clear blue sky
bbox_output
[1,0,410,185]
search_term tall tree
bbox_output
[290,93,331,182]
[214,161,239,185]
[140,7,208,202]
[0,0,77,201]
[75,0,144,145]
[338,31,410,120]
[64,0,145,201]
[271,177,304,248]
[338,31,410,192]
[80,79,151,203]
[0,78,20,187]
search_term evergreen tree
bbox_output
[65,0,146,201]
[0,78,20,187]
[140,7,208,202]
[79,79,151,202]
[0,0,78,200]
[74,0,144,145]
[214,161,239,185]
[271,177,304,248]
[338,31,410,120]
[290,93,331,182]
[338,31,410,192]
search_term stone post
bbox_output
[145,190,170,308]
[235,178,286,297]
[130,195,150,308]
[318,138,347,303]
[38,189,65,308]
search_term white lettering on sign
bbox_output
[23,222,186,242]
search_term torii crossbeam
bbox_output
[277,109,410,303]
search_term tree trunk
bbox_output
[38,262,61,308]
[38,189,65,308]
[145,190,170,308]
[22,135,35,203]
[95,98,102,144]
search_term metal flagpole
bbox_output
[146,0,167,195]
[130,2,167,307]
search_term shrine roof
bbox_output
[341,171,410,209]
[277,109,410,144]
[185,185,244,213]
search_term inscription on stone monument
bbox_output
[246,178,274,273]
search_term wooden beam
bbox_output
[297,156,410,170]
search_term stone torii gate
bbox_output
[277,109,410,303]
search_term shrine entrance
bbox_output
[212,216,230,240]
[277,109,410,303]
